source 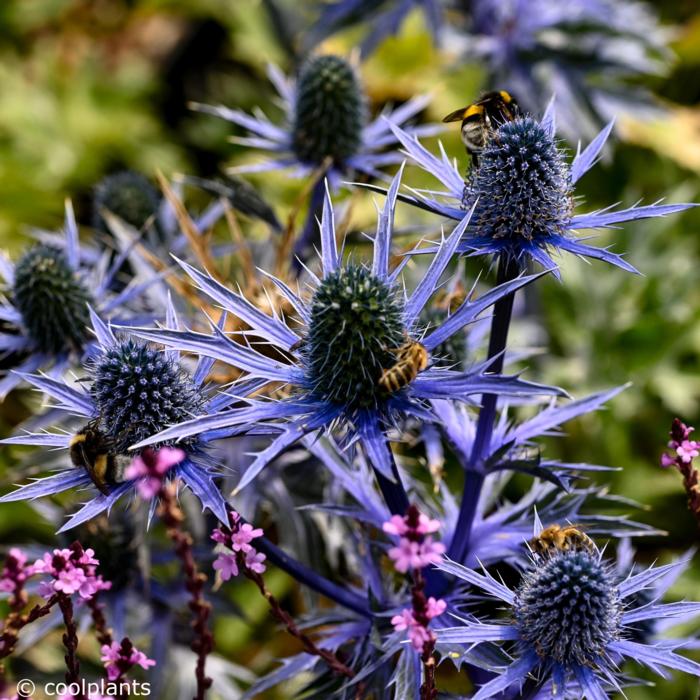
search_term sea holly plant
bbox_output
[0,202,159,398]
[0,305,230,530]
[122,170,561,514]
[191,54,439,266]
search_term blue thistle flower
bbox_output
[458,0,672,142]
[0,304,229,530]
[12,245,93,355]
[435,536,700,698]
[190,59,438,185]
[121,169,562,500]
[382,106,695,274]
[0,202,160,399]
[93,171,162,240]
[91,339,203,453]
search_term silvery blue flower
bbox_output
[0,302,231,531]
[382,105,695,274]
[0,202,160,398]
[435,530,700,698]
[122,169,561,508]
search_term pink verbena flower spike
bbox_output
[661,418,700,526]
[384,504,446,697]
[101,637,155,682]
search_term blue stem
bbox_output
[254,535,371,618]
[373,455,410,516]
[446,254,520,565]
[292,177,326,275]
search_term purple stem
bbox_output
[373,448,410,516]
[292,177,326,275]
[254,535,371,618]
[446,254,520,565]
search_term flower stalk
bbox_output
[447,254,521,565]
[157,480,213,700]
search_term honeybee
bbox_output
[442,91,521,165]
[69,421,130,495]
[531,524,596,558]
[379,340,429,393]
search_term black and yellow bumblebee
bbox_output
[69,421,130,495]
[442,91,521,165]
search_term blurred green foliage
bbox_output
[0,0,698,697]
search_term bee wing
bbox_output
[442,107,470,123]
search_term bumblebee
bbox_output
[69,421,130,495]
[531,524,596,558]
[379,340,429,393]
[442,91,521,164]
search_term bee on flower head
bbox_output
[69,421,130,495]
[443,91,521,165]
[379,339,429,394]
[531,524,596,558]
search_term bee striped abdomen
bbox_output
[379,341,428,393]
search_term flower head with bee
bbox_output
[122,169,561,506]
[0,303,230,531]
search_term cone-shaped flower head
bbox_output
[387,106,695,274]
[93,171,161,235]
[13,245,92,355]
[291,55,365,166]
[91,339,203,453]
[515,548,620,666]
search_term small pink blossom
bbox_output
[391,608,415,632]
[677,440,700,464]
[245,549,267,574]
[101,639,155,681]
[125,447,185,499]
[213,553,239,581]
[231,523,264,553]
[415,514,441,535]
[388,539,423,573]
[425,597,447,619]
[382,515,409,536]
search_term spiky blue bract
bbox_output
[435,548,700,699]
[0,311,229,529]
[386,111,696,275]
[91,339,204,453]
[307,0,443,57]
[13,245,92,355]
[123,170,562,494]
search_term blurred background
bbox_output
[0,1,698,697]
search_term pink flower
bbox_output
[213,553,239,581]
[232,523,264,553]
[416,514,441,535]
[661,452,677,468]
[130,648,157,671]
[382,515,409,536]
[54,567,87,595]
[417,538,446,568]
[388,539,423,573]
[407,624,433,651]
[677,440,700,464]
[391,608,415,632]
[425,597,446,619]
[245,549,267,574]
[101,639,155,681]
[125,447,185,499]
